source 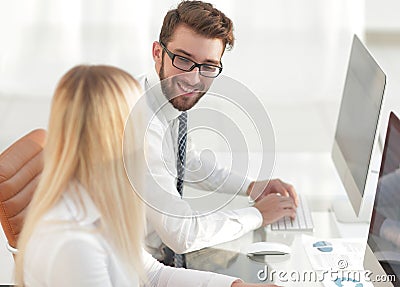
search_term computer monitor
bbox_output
[364,112,400,287]
[331,34,386,219]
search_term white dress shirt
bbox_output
[134,70,263,259]
[23,184,239,287]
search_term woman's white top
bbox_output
[23,186,239,287]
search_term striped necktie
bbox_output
[176,112,187,196]
[173,112,187,268]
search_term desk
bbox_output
[186,212,368,286]
[185,152,371,286]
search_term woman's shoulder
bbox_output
[24,218,111,287]
[27,205,105,259]
[26,190,106,264]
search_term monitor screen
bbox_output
[367,112,400,286]
[332,34,386,216]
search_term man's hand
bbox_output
[246,179,298,207]
[254,193,296,226]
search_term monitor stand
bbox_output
[333,166,379,223]
[333,197,370,223]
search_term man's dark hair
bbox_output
[159,1,234,51]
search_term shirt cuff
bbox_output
[234,207,263,231]
[208,274,241,287]
[240,177,253,196]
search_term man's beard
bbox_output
[159,58,207,111]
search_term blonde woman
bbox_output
[15,65,280,287]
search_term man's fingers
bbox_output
[278,198,296,209]
[277,196,296,219]
[289,210,297,220]
[282,207,297,220]
[282,181,298,207]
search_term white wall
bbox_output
[366,0,400,31]
[0,0,365,153]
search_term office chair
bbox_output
[0,129,46,255]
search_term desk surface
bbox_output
[185,199,369,286]
[185,152,373,286]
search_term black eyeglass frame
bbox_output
[160,42,223,78]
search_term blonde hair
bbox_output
[15,65,145,284]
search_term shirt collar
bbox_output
[146,68,181,122]
[62,182,101,226]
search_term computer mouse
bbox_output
[243,241,292,256]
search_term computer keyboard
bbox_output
[270,194,314,231]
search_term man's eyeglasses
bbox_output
[160,42,223,78]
